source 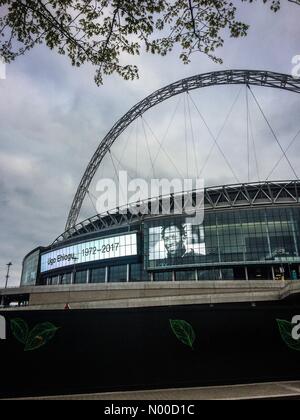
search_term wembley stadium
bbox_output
[19,70,300,292]
[21,180,300,288]
[2,70,300,398]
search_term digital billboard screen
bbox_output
[147,220,206,268]
[41,233,137,273]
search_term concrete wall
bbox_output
[2,280,300,310]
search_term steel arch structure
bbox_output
[66,69,300,231]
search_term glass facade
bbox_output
[74,271,88,284]
[61,273,72,285]
[23,203,300,286]
[176,270,197,281]
[47,276,60,286]
[130,263,149,282]
[154,271,173,282]
[145,207,300,269]
[38,263,150,285]
[21,250,40,286]
[90,267,106,284]
[109,265,127,283]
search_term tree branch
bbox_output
[188,0,198,37]
[34,0,93,59]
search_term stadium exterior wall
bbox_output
[19,181,300,290]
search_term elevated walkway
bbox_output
[1,280,300,310]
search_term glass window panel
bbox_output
[109,265,127,283]
[130,264,149,282]
[154,271,173,282]
[176,270,196,281]
[90,268,106,284]
[61,273,72,285]
[74,271,87,284]
[198,268,221,281]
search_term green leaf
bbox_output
[11,318,29,345]
[277,319,300,352]
[25,322,59,352]
[169,319,196,350]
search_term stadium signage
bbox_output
[41,233,137,273]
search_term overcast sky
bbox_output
[0,1,300,287]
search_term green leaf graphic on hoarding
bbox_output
[169,319,196,350]
[24,323,60,352]
[277,319,300,352]
[11,319,29,345]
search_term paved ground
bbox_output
[12,381,300,400]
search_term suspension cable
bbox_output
[153,95,183,166]
[186,92,200,178]
[87,189,98,202]
[197,86,243,179]
[98,121,137,183]
[266,126,300,181]
[141,116,184,179]
[135,117,139,179]
[86,190,98,216]
[108,149,119,184]
[141,116,156,179]
[188,91,240,183]
[248,106,261,182]
[184,93,189,179]
[115,119,136,176]
[246,86,250,182]
[109,150,135,182]
[108,149,127,208]
[248,85,299,180]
